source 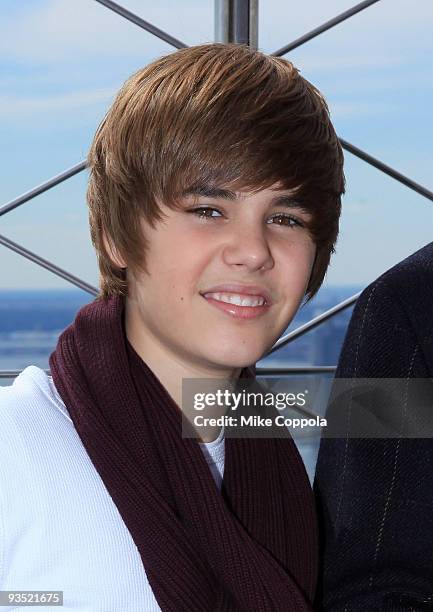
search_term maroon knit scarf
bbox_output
[49,295,318,611]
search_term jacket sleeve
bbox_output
[314,278,433,611]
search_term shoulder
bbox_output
[0,365,71,438]
[348,241,433,329]
[356,242,433,314]
[0,367,75,527]
[339,243,433,376]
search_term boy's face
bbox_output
[122,183,316,373]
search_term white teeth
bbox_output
[205,292,266,307]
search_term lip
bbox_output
[201,295,271,320]
[199,283,273,305]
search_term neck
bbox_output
[124,302,242,442]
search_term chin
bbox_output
[204,344,265,370]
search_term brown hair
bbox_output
[87,43,344,300]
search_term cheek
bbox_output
[141,249,201,312]
[158,229,214,281]
[156,225,212,266]
[280,239,316,281]
[272,246,316,314]
[302,242,317,277]
[132,218,213,316]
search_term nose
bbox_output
[222,224,274,272]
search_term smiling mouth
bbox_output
[201,292,270,320]
[202,292,266,307]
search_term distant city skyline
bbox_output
[0,286,355,374]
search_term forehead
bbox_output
[180,182,302,207]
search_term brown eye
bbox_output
[267,214,303,228]
[189,207,223,219]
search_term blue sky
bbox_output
[1,0,432,294]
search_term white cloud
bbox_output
[0,88,115,117]
[1,0,431,70]
[329,99,401,119]
[260,0,433,72]
[0,0,213,62]
[2,0,432,114]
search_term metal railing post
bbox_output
[214,0,258,48]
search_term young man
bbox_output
[0,44,344,610]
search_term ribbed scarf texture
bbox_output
[49,295,318,611]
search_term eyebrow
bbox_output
[182,186,237,200]
[181,185,305,210]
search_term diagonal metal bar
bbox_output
[0,233,98,296]
[272,0,381,56]
[341,139,433,203]
[94,0,188,49]
[0,161,87,218]
[0,365,337,379]
[0,370,51,379]
[267,291,361,355]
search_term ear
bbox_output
[102,232,127,269]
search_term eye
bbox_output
[188,206,223,220]
[267,213,304,228]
